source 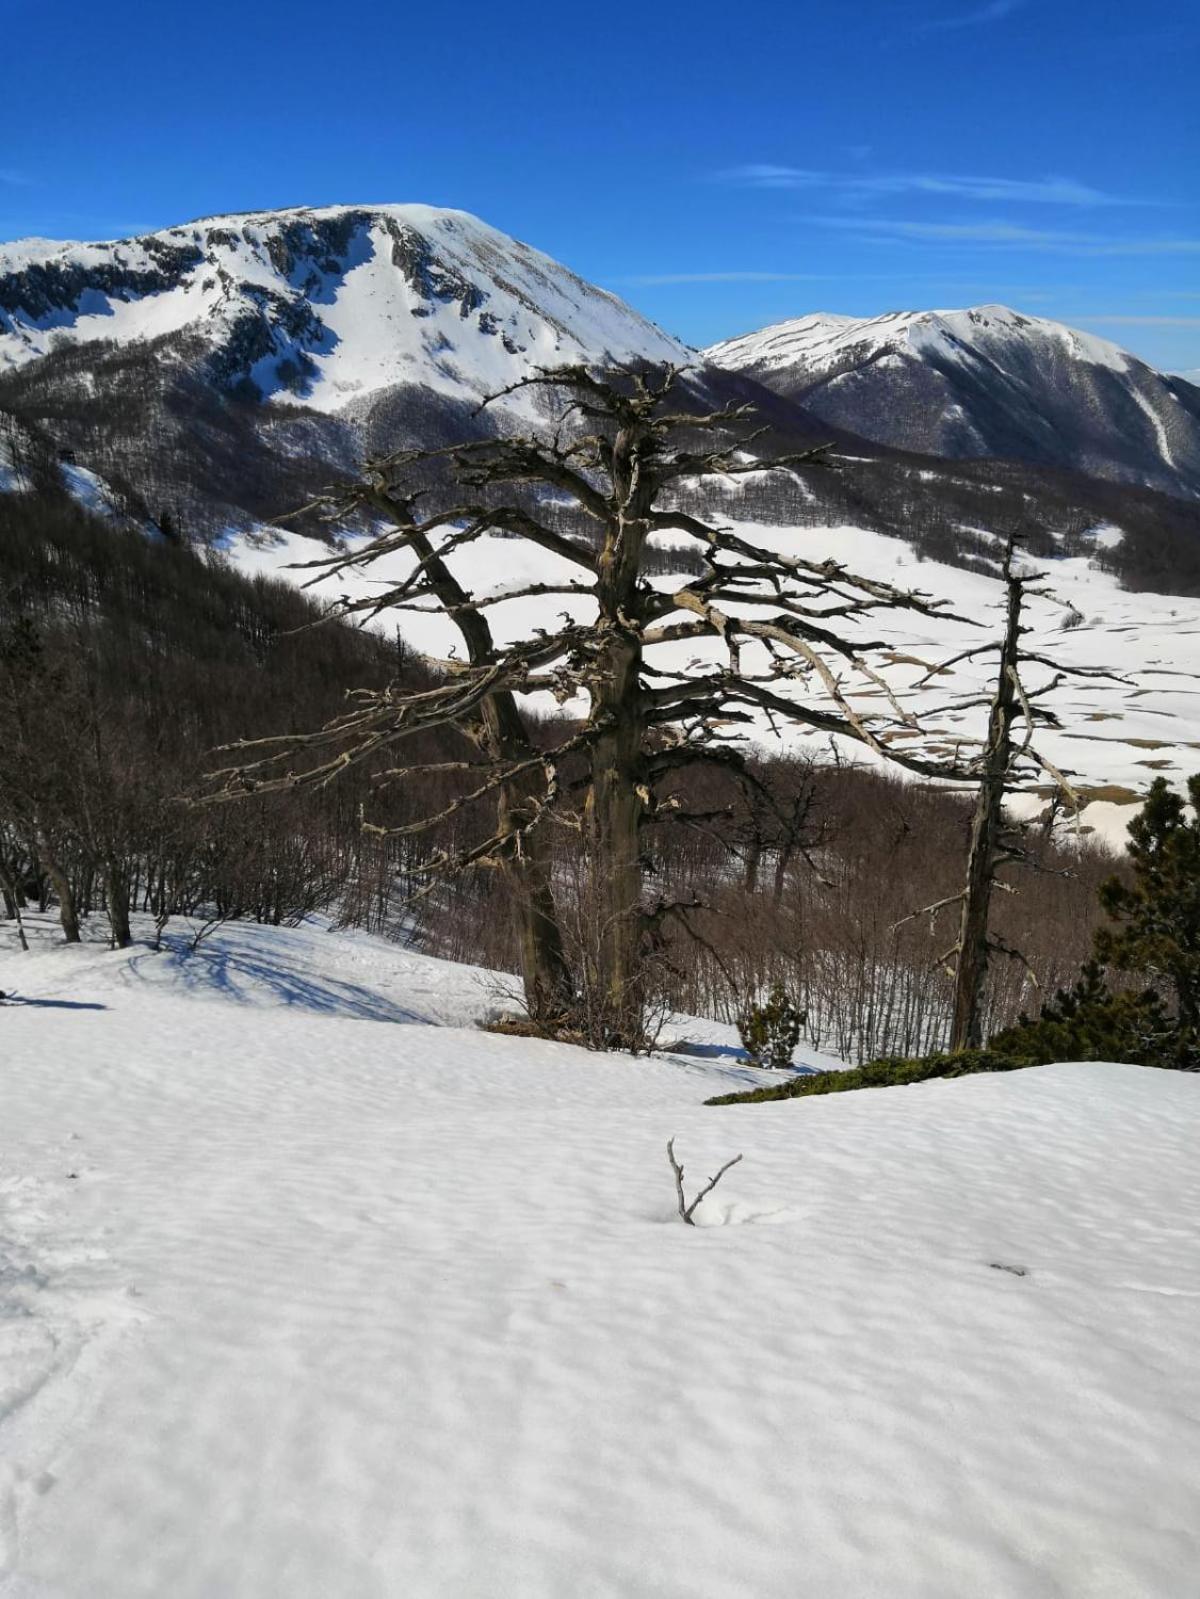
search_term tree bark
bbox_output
[588,626,645,1042]
[36,833,81,944]
[485,691,574,1026]
[104,858,133,949]
[403,522,573,1026]
[585,421,653,1047]
[0,858,29,951]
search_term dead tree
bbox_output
[907,536,1120,1051]
[209,364,964,1048]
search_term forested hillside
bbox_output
[1,476,1115,1058]
[0,484,416,943]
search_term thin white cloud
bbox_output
[920,0,1027,30]
[0,169,34,187]
[807,216,1200,254]
[617,271,838,286]
[1077,316,1200,328]
[722,165,1142,208]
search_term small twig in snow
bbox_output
[666,1137,743,1225]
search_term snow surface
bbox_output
[56,463,115,518]
[2,915,1198,1598]
[1128,383,1177,471]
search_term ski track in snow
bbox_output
[1,916,1199,1597]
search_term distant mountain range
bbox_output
[1,206,1199,596]
[705,307,1200,502]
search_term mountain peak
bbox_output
[705,304,1199,499]
[0,203,688,410]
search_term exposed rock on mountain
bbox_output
[0,205,686,407]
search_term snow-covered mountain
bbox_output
[0,205,692,534]
[705,307,1200,501]
[0,204,687,411]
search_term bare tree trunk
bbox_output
[0,858,29,951]
[588,625,645,1042]
[104,858,133,949]
[950,565,1022,1051]
[403,523,574,1027]
[743,832,762,895]
[485,694,574,1026]
[37,834,81,943]
[586,422,652,1046]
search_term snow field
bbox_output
[2,918,1199,1597]
[231,515,1200,848]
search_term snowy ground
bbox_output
[2,916,1199,1597]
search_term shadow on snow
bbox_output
[128,933,426,1025]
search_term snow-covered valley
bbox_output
[230,514,1200,845]
[2,915,1198,1598]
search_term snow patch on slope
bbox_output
[1127,383,1177,470]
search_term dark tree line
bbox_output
[0,487,425,947]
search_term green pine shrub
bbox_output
[709,963,1195,1107]
[737,983,805,1070]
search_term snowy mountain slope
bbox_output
[0,205,687,410]
[3,913,1199,1598]
[706,306,1200,500]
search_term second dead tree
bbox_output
[908,536,1120,1051]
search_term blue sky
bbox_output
[1,0,1197,368]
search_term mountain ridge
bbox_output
[705,305,1200,501]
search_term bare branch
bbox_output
[666,1138,744,1225]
